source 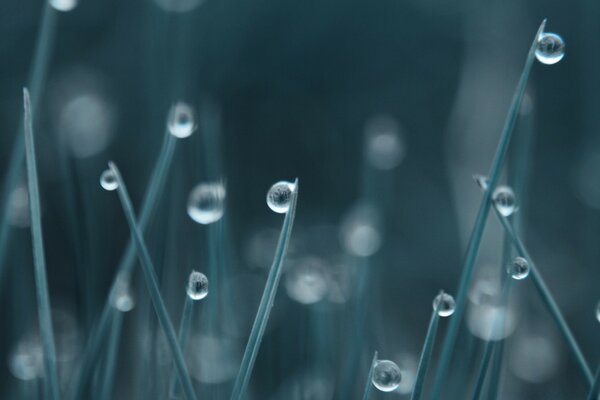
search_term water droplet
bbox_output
[8,337,42,380]
[467,302,516,341]
[266,181,295,214]
[492,185,516,217]
[112,280,135,312]
[49,0,78,12]
[433,291,456,317]
[187,182,226,224]
[596,301,600,323]
[372,359,402,392]
[365,115,406,170]
[100,169,118,191]
[284,257,329,304]
[167,102,196,138]
[340,204,382,257]
[472,174,489,192]
[187,271,208,300]
[536,33,565,65]
[508,256,530,280]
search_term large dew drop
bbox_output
[187,271,208,300]
[535,33,565,65]
[100,169,118,191]
[433,291,456,317]
[167,102,196,139]
[492,185,516,217]
[372,359,402,392]
[49,0,78,12]
[266,181,295,214]
[508,257,530,280]
[187,182,226,225]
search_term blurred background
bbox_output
[0,0,599,399]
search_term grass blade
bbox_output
[362,351,378,400]
[430,19,547,399]
[230,179,299,400]
[586,364,600,400]
[493,207,593,385]
[410,309,440,400]
[23,88,60,400]
[109,161,198,400]
[97,312,124,400]
[169,295,195,399]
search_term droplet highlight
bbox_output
[433,291,456,317]
[535,33,565,65]
[49,0,78,12]
[492,185,516,217]
[100,169,118,191]
[167,102,196,139]
[187,271,208,300]
[266,181,295,214]
[187,182,226,225]
[372,359,402,392]
[508,256,530,280]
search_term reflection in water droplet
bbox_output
[266,181,295,214]
[187,182,226,225]
[433,291,456,317]
[492,185,516,217]
[535,33,565,65]
[372,360,402,392]
[508,257,530,280]
[187,271,209,300]
[100,169,118,191]
[167,102,196,138]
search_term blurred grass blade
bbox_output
[586,364,600,400]
[485,339,505,400]
[411,309,440,400]
[72,132,176,399]
[23,88,60,400]
[362,351,378,400]
[230,179,299,400]
[98,312,123,400]
[430,19,547,399]
[493,207,593,385]
[169,296,195,399]
[0,4,58,287]
[109,162,198,400]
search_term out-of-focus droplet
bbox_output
[187,271,208,300]
[364,115,406,170]
[467,302,516,341]
[535,33,565,65]
[187,182,225,224]
[472,174,489,192]
[433,291,456,317]
[100,169,118,191]
[167,102,196,138]
[153,0,204,13]
[112,280,135,312]
[492,185,516,217]
[509,334,560,382]
[266,181,295,214]
[340,204,382,257]
[8,337,42,380]
[49,0,78,12]
[596,301,600,323]
[285,257,329,305]
[394,353,417,395]
[187,335,238,383]
[8,186,30,228]
[508,257,530,280]
[372,360,402,392]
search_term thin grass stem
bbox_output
[430,19,547,399]
[586,364,600,400]
[362,351,378,400]
[493,207,593,385]
[23,88,60,400]
[169,296,195,399]
[109,162,198,400]
[97,312,123,400]
[230,179,299,400]
[411,309,440,400]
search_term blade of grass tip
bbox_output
[23,88,60,400]
[586,364,600,400]
[230,179,299,400]
[492,207,593,385]
[362,351,378,400]
[430,19,547,400]
[411,309,440,400]
[97,312,123,400]
[0,4,58,288]
[169,295,195,399]
[72,132,177,399]
[108,162,198,400]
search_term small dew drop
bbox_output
[266,181,295,214]
[536,33,565,65]
[433,291,456,317]
[112,281,135,312]
[100,169,118,191]
[372,360,402,392]
[508,257,530,280]
[187,182,226,225]
[49,0,78,12]
[472,174,489,192]
[167,102,196,139]
[187,271,208,300]
[492,186,516,217]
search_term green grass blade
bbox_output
[485,339,505,400]
[362,351,378,400]
[430,19,546,399]
[169,296,195,399]
[109,162,198,400]
[0,4,58,287]
[97,312,124,400]
[230,179,299,400]
[72,132,176,399]
[493,207,593,385]
[410,309,440,400]
[586,364,600,400]
[23,88,60,400]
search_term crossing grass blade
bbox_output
[411,308,440,400]
[362,351,378,400]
